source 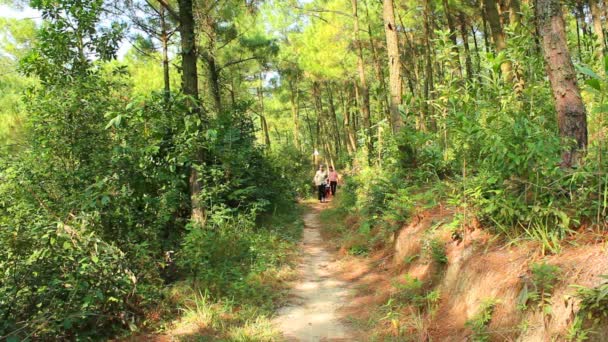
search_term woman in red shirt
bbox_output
[328,166,339,196]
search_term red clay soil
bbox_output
[324,204,608,341]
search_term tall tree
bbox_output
[536,0,588,167]
[351,0,372,153]
[483,0,513,82]
[177,0,199,107]
[158,0,202,221]
[458,11,475,82]
[590,0,606,59]
[383,0,403,133]
[441,0,462,76]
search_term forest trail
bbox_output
[273,204,353,341]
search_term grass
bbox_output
[139,204,304,341]
[174,291,280,341]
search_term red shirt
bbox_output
[328,171,338,182]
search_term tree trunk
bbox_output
[507,0,521,25]
[481,4,491,53]
[174,0,204,223]
[484,0,513,82]
[204,16,222,115]
[339,85,354,153]
[423,0,434,132]
[258,73,270,149]
[383,0,403,133]
[351,0,372,153]
[442,0,462,76]
[536,0,588,167]
[206,53,222,114]
[576,2,591,54]
[382,0,403,133]
[160,5,171,105]
[364,0,389,120]
[590,0,606,59]
[289,79,300,150]
[327,83,342,155]
[178,0,199,107]
[458,12,474,82]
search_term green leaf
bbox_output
[91,255,99,264]
[63,241,72,250]
[585,79,602,91]
[576,64,601,80]
[594,104,608,113]
[604,55,608,75]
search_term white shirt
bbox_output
[314,170,328,186]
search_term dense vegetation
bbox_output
[1,0,608,340]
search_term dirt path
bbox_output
[273,205,353,341]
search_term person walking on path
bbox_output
[328,166,339,196]
[314,164,328,203]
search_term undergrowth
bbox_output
[143,205,303,340]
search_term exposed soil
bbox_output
[273,204,354,341]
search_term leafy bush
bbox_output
[518,262,561,313]
[571,275,608,332]
[424,239,448,266]
[0,208,136,339]
[465,299,497,342]
[178,206,302,308]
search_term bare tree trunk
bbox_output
[383,0,403,133]
[178,0,199,107]
[160,6,171,105]
[289,79,300,150]
[484,0,513,82]
[576,2,591,54]
[340,85,354,153]
[351,0,372,154]
[442,0,462,76]
[423,0,434,132]
[257,74,271,149]
[364,0,389,120]
[176,0,203,222]
[507,0,522,25]
[536,0,588,167]
[590,0,606,59]
[481,4,491,53]
[458,12,474,82]
[203,16,222,115]
[327,83,343,155]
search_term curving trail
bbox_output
[274,205,353,341]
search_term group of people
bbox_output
[313,164,339,203]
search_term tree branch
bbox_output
[156,0,179,21]
[218,56,260,71]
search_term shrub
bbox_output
[465,299,497,342]
[0,214,136,339]
[518,262,561,313]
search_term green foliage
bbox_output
[423,238,448,266]
[390,275,440,314]
[465,299,497,342]
[517,262,561,313]
[571,275,608,334]
[0,212,136,339]
[178,205,302,307]
[0,17,37,148]
[0,0,300,339]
